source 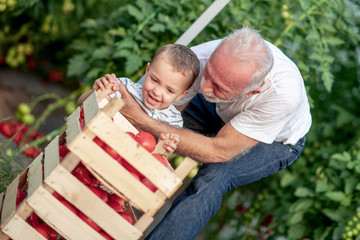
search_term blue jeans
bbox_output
[146,94,306,240]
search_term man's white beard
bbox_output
[201,90,246,103]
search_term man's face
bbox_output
[142,57,189,110]
[200,45,257,103]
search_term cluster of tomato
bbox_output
[2,187,66,240]
[58,143,135,239]
[93,131,168,193]
[79,106,168,192]
[0,120,43,158]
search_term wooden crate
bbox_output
[0,89,197,240]
[0,134,141,240]
[66,90,197,238]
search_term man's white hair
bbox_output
[216,26,274,94]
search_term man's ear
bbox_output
[245,88,261,98]
[176,89,190,100]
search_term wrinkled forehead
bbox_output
[207,46,254,89]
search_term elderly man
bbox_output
[100,26,311,240]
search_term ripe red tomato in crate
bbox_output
[134,131,156,152]
[72,163,100,187]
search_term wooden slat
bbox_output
[133,213,154,235]
[88,113,182,197]
[44,136,60,179]
[60,152,81,172]
[44,164,142,240]
[102,97,124,118]
[1,175,18,225]
[112,111,139,134]
[66,107,81,144]
[2,214,46,240]
[0,230,10,240]
[66,106,80,124]
[27,185,105,240]
[68,131,164,215]
[83,91,100,126]
[27,153,44,196]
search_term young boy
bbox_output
[79,44,200,156]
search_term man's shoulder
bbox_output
[190,39,222,58]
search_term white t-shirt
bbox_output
[174,40,312,145]
[110,78,183,128]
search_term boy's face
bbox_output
[142,56,190,110]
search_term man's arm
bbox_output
[116,84,258,163]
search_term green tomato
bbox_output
[173,156,184,167]
[188,167,199,178]
[21,113,35,125]
[65,101,77,115]
[17,102,31,114]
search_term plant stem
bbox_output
[274,0,327,46]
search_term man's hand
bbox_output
[114,82,146,126]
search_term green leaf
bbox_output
[113,49,133,58]
[322,71,333,92]
[280,171,297,187]
[288,211,304,225]
[67,55,90,77]
[85,68,102,82]
[128,4,143,22]
[294,186,314,197]
[345,177,357,194]
[91,46,114,60]
[290,199,314,212]
[325,191,350,206]
[331,151,352,162]
[287,224,306,239]
[125,54,143,75]
[150,23,166,32]
[316,179,331,193]
[326,37,345,46]
[322,208,347,222]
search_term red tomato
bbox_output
[152,154,168,167]
[87,186,109,202]
[119,212,134,225]
[104,145,121,161]
[72,163,100,187]
[126,132,136,139]
[122,161,143,180]
[108,194,126,206]
[59,145,70,160]
[141,178,157,192]
[107,200,126,213]
[0,121,14,138]
[16,188,26,206]
[34,225,49,239]
[28,212,41,227]
[43,223,59,240]
[99,231,114,240]
[134,132,156,152]
[78,211,101,232]
[23,146,41,158]
[93,136,106,149]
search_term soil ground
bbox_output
[0,69,70,133]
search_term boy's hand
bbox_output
[159,133,180,157]
[93,73,119,91]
